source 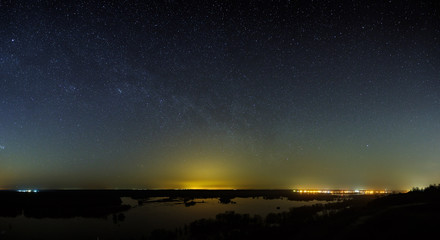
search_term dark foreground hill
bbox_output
[346,185,440,240]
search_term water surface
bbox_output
[0,196,332,239]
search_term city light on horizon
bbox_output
[292,189,401,194]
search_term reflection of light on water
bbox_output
[0,195,340,240]
[134,196,336,216]
[121,197,139,207]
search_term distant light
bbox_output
[292,188,390,195]
[17,189,39,193]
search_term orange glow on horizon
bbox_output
[171,180,236,190]
[149,151,244,190]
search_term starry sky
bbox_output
[1,0,440,190]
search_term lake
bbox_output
[0,193,337,240]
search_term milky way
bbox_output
[1,1,439,190]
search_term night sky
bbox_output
[1,1,440,190]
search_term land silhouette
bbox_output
[0,186,439,239]
[0,190,130,219]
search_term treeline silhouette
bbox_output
[0,190,130,218]
[148,185,440,240]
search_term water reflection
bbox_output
[0,191,341,239]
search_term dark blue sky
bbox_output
[1,0,439,190]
